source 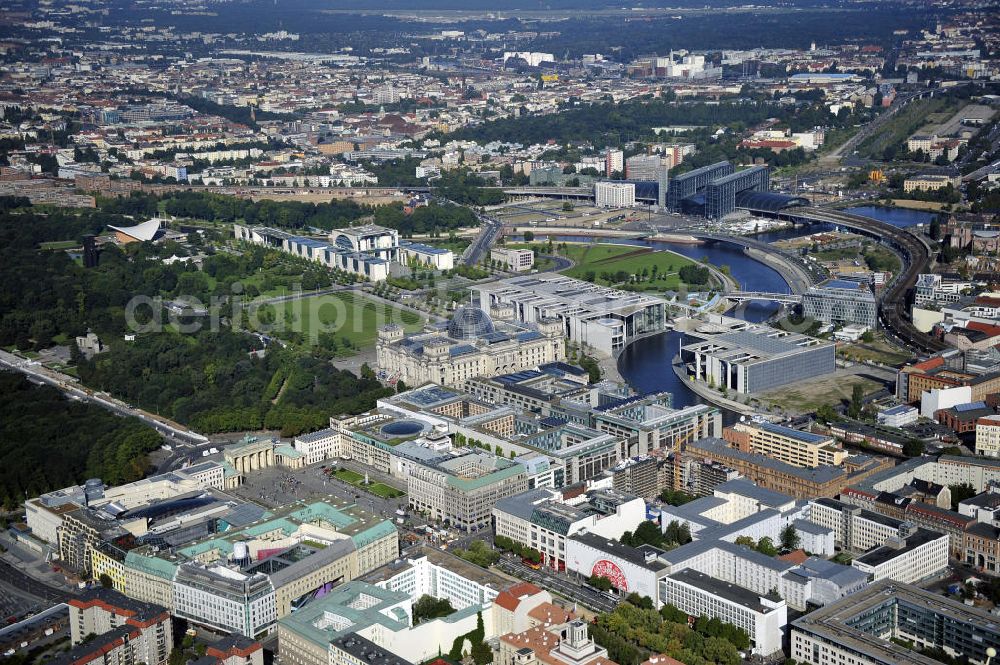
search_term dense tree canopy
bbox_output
[77,333,392,436]
[0,199,393,437]
[0,372,162,508]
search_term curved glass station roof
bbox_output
[735,191,811,212]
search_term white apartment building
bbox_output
[977,414,1000,457]
[660,569,786,656]
[806,498,911,553]
[493,488,646,571]
[594,181,636,208]
[69,589,173,665]
[374,551,500,610]
[851,529,949,584]
[876,404,919,428]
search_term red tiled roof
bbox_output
[910,356,946,372]
[967,322,1000,338]
[495,582,543,611]
[778,549,810,565]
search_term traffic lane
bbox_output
[0,560,70,605]
[495,558,618,613]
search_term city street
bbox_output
[495,556,619,613]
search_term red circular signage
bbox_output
[591,559,628,591]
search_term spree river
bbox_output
[574,206,935,411]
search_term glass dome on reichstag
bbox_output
[448,306,496,340]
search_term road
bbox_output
[0,350,209,446]
[827,89,935,166]
[0,559,71,605]
[494,557,619,613]
[463,214,503,265]
[787,208,945,354]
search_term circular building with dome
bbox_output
[447,306,497,341]
[376,305,564,387]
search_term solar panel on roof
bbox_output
[954,402,988,412]
[496,370,543,384]
[757,421,828,444]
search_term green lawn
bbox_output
[557,243,701,291]
[260,291,425,349]
[333,468,364,483]
[331,469,405,498]
[368,483,405,498]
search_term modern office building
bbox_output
[491,247,535,272]
[805,497,912,553]
[680,326,836,394]
[876,404,919,428]
[324,382,622,491]
[914,273,972,306]
[234,224,454,281]
[723,421,845,468]
[278,549,506,665]
[173,563,277,637]
[801,279,878,329]
[565,531,669,602]
[850,528,949,584]
[493,488,646,571]
[651,479,869,618]
[591,396,722,457]
[398,241,454,270]
[594,181,636,208]
[407,449,528,532]
[474,274,669,357]
[234,224,394,281]
[624,154,666,182]
[375,306,565,387]
[790,581,1000,665]
[608,456,660,499]
[660,569,786,656]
